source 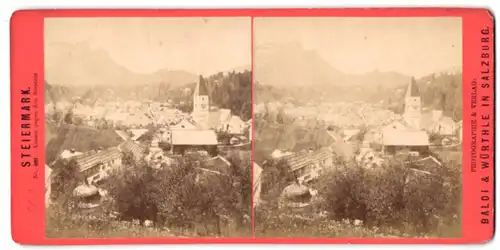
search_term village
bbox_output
[252,77,463,235]
[45,78,252,235]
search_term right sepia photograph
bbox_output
[252,17,463,238]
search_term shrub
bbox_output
[158,141,171,152]
[102,154,249,236]
[319,157,461,235]
[121,150,135,166]
[50,158,83,207]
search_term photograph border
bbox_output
[10,8,494,244]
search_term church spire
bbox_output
[194,75,209,96]
[406,76,420,97]
[403,76,422,130]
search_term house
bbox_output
[45,165,52,207]
[342,128,361,142]
[425,110,457,136]
[60,149,83,160]
[118,140,147,160]
[73,147,122,184]
[170,118,200,130]
[115,130,130,141]
[383,119,413,132]
[170,130,218,156]
[219,108,232,124]
[280,147,334,183]
[129,128,149,141]
[122,113,153,128]
[225,115,246,135]
[253,162,263,208]
[382,130,430,156]
[271,149,293,159]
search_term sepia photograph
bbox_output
[44,17,252,238]
[253,17,463,238]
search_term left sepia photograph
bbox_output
[44,17,253,238]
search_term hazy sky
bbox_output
[45,17,251,75]
[255,17,462,77]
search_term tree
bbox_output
[158,141,171,152]
[121,150,135,166]
[51,158,82,208]
[216,130,231,145]
[104,155,248,235]
[64,109,74,124]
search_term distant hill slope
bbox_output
[45,124,125,163]
[254,42,462,120]
[254,42,413,103]
[44,42,251,109]
[255,42,410,89]
[45,42,198,89]
[253,119,335,164]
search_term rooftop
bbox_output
[281,147,333,172]
[74,147,122,172]
[171,130,218,146]
[382,130,429,146]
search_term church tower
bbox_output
[191,75,210,128]
[403,76,422,129]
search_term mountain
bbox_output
[255,42,412,89]
[255,42,346,87]
[255,42,462,106]
[45,42,198,89]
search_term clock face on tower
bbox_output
[201,103,207,109]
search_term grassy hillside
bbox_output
[254,121,335,164]
[46,124,125,163]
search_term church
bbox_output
[191,76,211,128]
[402,77,459,137]
[190,76,247,135]
[382,77,430,156]
[403,77,423,130]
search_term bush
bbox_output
[102,154,249,236]
[121,150,135,166]
[318,158,461,235]
[50,158,83,207]
[158,141,171,152]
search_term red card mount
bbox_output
[10,8,494,244]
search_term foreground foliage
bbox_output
[46,151,252,238]
[256,155,462,238]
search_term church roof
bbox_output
[406,77,420,97]
[382,130,429,146]
[171,130,218,145]
[194,76,209,96]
